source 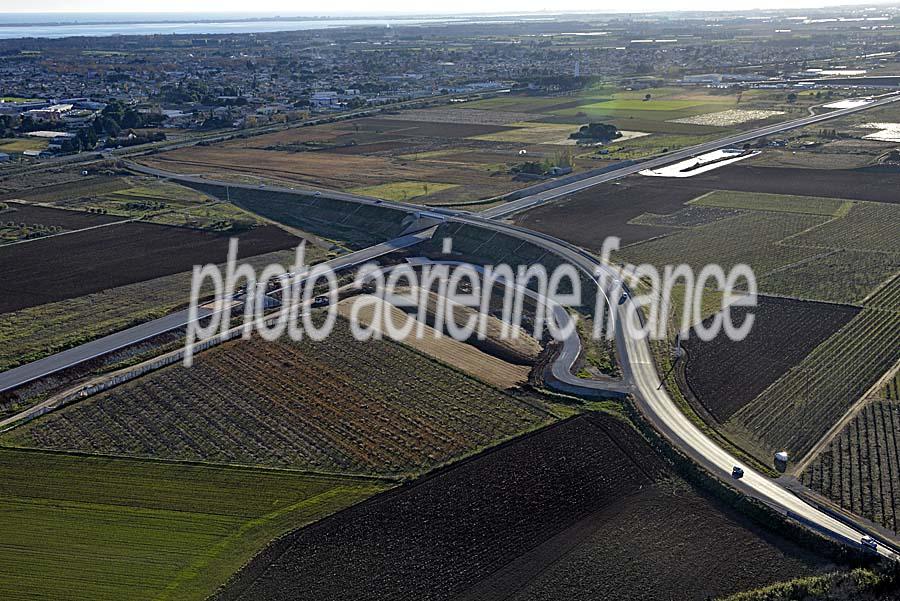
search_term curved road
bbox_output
[5,93,900,558]
[459,216,898,559]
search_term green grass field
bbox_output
[0,448,388,601]
[0,138,47,153]
[351,180,458,201]
[573,98,707,112]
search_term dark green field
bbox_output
[0,449,387,601]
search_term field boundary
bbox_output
[0,318,248,433]
[622,396,873,565]
[0,444,396,484]
[209,414,586,601]
[792,358,900,476]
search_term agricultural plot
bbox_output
[0,248,311,373]
[0,448,386,601]
[187,183,408,249]
[143,110,572,205]
[682,296,859,423]
[0,221,298,313]
[383,107,540,126]
[335,295,532,389]
[51,178,256,231]
[865,275,900,312]
[215,414,827,601]
[759,250,900,306]
[598,131,721,161]
[513,178,707,248]
[0,175,130,203]
[690,190,849,217]
[4,326,551,476]
[0,203,122,229]
[618,210,829,276]
[478,481,821,601]
[801,399,900,533]
[0,137,47,153]
[0,203,124,243]
[882,373,900,401]
[457,96,582,113]
[730,308,900,459]
[545,88,743,132]
[668,109,785,127]
[140,141,522,205]
[661,165,900,204]
[469,122,582,145]
[785,201,900,254]
[350,180,458,201]
[629,205,742,228]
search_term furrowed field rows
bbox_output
[690,190,849,217]
[801,400,900,533]
[730,308,900,458]
[618,211,828,276]
[784,202,900,254]
[0,248,308,373]
[758,249,900,306]
[682,297,859,423]
[3,325,551,475]
[216,413,827,601]
[882,373,900,401]
[865,274,900,312]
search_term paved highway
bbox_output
[0,228,435,394]
[457,215,898,559]
[483,92,900,219]
[5,92,899,557]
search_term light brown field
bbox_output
[336,296,531,389]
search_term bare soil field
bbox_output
[682,296,860,423]
[140,145,519,203]
[0,203,123,229]
[0,222,298,313]
[0,248,314,373]
[802,399,900,534]
[0,175,130,203]
[662,165,900,204]
[3,326,551,476]
[471,482,823,601]
[213,414,828,601]
[513,178,704,248]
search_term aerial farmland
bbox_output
[2,7,900,601]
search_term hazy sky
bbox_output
[0,0,882,15]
